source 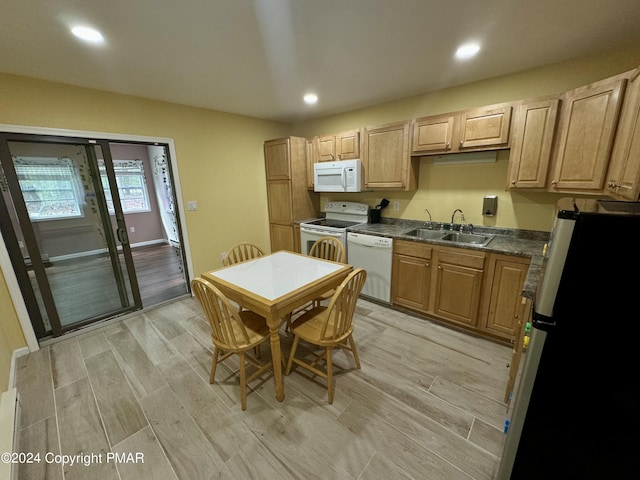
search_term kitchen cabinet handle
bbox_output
[446,142,451,149]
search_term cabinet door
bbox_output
[270,223,295,252]
[336,130,360,159]
[483,257,530,340]
[507,98,560,189]
[363,121,414,190]
[392,254,431,312]
[504,298,531,405]
[432,249,485,327]
[264,138,291,180]
[266,180,292,224]
[458,104,512,150]
[317,135,336,162]
[306,138,316,189]
[606,69,640,200]
[549,76,626,192]
[411,114,456,153]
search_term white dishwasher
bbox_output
[346,232,393,304]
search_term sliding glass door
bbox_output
[0,133,141,338]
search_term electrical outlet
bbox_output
[187,201,197,211]
[130,226,135,233]
[393,201,400,211]
[221,252,227,262]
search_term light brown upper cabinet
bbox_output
[507,96,560,189]
[548,73,627,193]
[606,67,640,200]
[306,138,316,190]
[316,129,361,162]
[412,103,513,155]
[264,137,319,252]
[362,121,418,190]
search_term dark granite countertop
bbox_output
[347,219,548,299]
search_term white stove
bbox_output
[299,201,368,257]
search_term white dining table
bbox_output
[202,250,353,402]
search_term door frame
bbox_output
[0,123,194,351]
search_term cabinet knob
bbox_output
[510,180,516,185]
[446,142,451,149]
[551,180,558,186]
[459,140,464,148]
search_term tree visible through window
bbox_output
[14,159,83,221]
[99,159,151,214]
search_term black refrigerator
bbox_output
[497,197,640,479]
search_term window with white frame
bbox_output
[14,157,83,221]
[99,159,151,214]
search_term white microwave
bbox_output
[313,159,363,192]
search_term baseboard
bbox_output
[46,238,170,262]
[0,388,19,480]
[8,347,29,390]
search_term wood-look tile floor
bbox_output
[14,297,511,480]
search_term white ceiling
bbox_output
[2,0,640,123]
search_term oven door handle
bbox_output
[300,227,344,238]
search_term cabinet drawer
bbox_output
[437,248,485,269]
[394,240,432,259]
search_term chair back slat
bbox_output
[308,236,346,263]
[223,242,265,266]
[191,277,252,349]
[320,268,366,341]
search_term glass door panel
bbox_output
[0,135,141,337]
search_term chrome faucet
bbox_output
[451,209,465,224]
[424,208,432,222]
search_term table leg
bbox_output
[268,314,285,402]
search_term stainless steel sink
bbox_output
[441,232,494,245]
[404,229,446,240]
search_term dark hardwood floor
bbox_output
[132,243,190,307]
[33,243,189,332]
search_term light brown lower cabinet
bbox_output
[504,297,532,405]
[391,241,433,312]
[392,240,530,343]
[431,247,486,328]
[479,254,531,341]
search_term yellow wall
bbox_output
[292,46,640,230]
[0,272,26,391]
[0,73,288,390]
[1,45,640,390]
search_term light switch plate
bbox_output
[187,201,197,211]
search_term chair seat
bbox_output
[223,310,270,351]
[290,307,352,346]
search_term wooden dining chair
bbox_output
[223,242,265,266]
[285,268,366,404]
[307,236,346,307]
[286,236,347,331]
[191,277,272,410]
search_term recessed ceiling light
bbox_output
[303,93,318,105]
[71,26,105,44]
[455,42,480,60]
